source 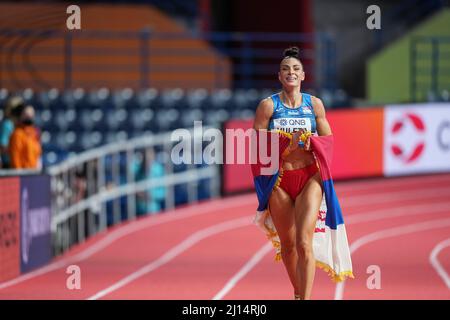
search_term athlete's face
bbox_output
[278,58,305,88]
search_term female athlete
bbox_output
[252,46,332,300]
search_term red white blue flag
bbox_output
[251,130,354,282]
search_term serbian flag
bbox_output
[251,130,354,282]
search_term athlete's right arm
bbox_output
[252,98,274,130]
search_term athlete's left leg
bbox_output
[293,170,323,300]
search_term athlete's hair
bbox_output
[283,46,299,58]
[281,46,303,69]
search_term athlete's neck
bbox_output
[281,88,302,108]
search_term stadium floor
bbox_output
[0,173,449,300]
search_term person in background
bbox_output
[9,104,42,170]
[147,149,166,214]
[132,150,148,216]
[0,96,24,168]
[133,148,166,215]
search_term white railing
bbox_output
[46,127,221,255]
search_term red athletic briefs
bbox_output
[278,162,319,201]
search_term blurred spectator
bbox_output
[147,149,166,213]
[133,148,166,215]
[0,96,24,168]
[72,164,87,204]
[132,151,147,215]
[9,104,42,170]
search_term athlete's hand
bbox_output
[304,134,311,151]
[289,130,303,151]
[293,130,303,144]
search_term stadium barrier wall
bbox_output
[47,128,221,256]
[0,173,51,282]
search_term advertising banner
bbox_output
[20,175,51,274]
[383,103,450,176]
[327,108,383,179]
[0,177,20,282]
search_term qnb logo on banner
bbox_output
[384,104,450,176]
[21,188,51,267]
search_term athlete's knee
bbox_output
[280,239,296,257]
[296,237,313,260]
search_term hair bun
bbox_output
[284,46,299,58]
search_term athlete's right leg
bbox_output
[268,185,300,296]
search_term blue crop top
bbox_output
[268,92,317,135]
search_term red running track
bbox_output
[0,173,449,300]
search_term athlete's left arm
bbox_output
[312,96,332,136]
[304,96,332,150]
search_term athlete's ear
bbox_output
[278,71,282,83]
[300,71,305,81]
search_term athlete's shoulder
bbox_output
[310,95,326,117]
[254,96,275,129]
[256,96,274,116]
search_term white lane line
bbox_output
[336,174,450,193]
[212,200,450,300]
[345,200,450,224]
[429,238,450,290]
[334,218,450,300]
[212,243,273,301]
[87,216,253,300]
[342,187,450,207]
[0,196,256,290]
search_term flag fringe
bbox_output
[272,250,354,282]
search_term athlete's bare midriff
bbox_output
[281,146,316,170]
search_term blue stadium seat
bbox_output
[204,108,230,126]
[79,131,103,150]
[41,111,59,132]
[105,108,128,131]
[113,88,135,109]
[79,108,104,131]
[55,109,77,131]
[161,88,185,109]
[129,108,154,131]
[180,108,203,128]
[210,89,232,109]
[39,88,62,110]
[42,145,69,167]
[137,88,160,109]
[155,108,180,132]
[0,88,9,108]
[230,108,255,120]
[40,130,52,146]
[104,131,128,145]
[88,87,114,110]
[56,131,77,150]
[186,88,208,109]
[21,88,42,110]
